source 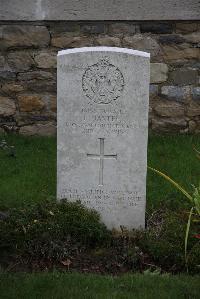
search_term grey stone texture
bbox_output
[140,23,173,34]
[170,69,198,85]
[150,63,168,83]
[0,0,199,20]
[80,24,105,34]
[0,25,50,49]
[159,34,185,44]
[34,51,57,69]
[51,35,93,48]
[7,51,34,72]
[19,122,56,136]
[152,117,187,133]
[95,36,121,47]
[192,87,200,101]
[161,86,190,102]
[0,96,16,116]
[108,23,138,34]
[0,20,199,135]
[57,47,150,230]
[123,35,161,60]
[176,22,199,33]
[154,101,185,117]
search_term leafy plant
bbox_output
[148,164,200,269]
[141,210,186,273]
[0,200,111,261]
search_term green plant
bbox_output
[148,166,200,269]
[141,210,186,272]
[0,200,111,261]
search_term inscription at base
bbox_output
[59,188,143,212]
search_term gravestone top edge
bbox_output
[57,47,150,58]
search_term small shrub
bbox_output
[0,200,111,261]
[149,153,200,266]
[140,210,199,273]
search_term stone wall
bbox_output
[0,21,200,135]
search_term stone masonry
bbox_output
[0,21,200,135]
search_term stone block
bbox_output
[152,117,187,132]
[80,23,105,34]
[170,69,198,85]
[49,23,80,34]
[95,36,121,47]
[140,22,173,34]
[51,34,93,48]
[18,94,45,112]
[159,34,185,44]
[34,51,57,69]
[109,23,137,34]
[0,25,50,49]
[20,123,56,136]
[24,80,56,93]
[149,85,159,98]
[162,45,200,61]
[17,71,54,81]
[183,48,200,60]
[187,102,200,117]
[154,101,185,117]
[16,114,49,126]
[123,34,161,59]
[150,63,168,83]
[161,86,190,102]
[183,32,200,43]
[192,87,200,101]
[0,96,16,116]
[7,52,34,72]
[1,83,24,94]
[188,120,196,132]
[176,22,198,33]
[0,71,16,81]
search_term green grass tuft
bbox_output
[0,135,56,208]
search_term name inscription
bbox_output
[65,106,142,136]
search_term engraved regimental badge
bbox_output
[82,58,125,104]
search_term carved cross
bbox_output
[87,138,117,186]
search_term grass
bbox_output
[0,135,56,208]
[0,134,199,297]
[0,133,199,209]
[0,271,200,299]
[147,134,200,210]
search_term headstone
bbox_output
[57,47,150,230]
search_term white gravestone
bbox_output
[57,47,150,230]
